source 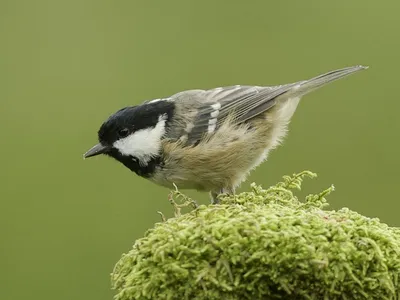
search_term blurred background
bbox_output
[1,1,399,299]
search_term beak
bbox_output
[83,143,109,159]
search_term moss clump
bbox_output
[111,171,400,300]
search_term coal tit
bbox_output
[84,65,367,203]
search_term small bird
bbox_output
[84,65,367,203]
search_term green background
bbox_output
[1,1,399,300]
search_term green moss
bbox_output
[111,171,400,300]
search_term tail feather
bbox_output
[287,65,368,98]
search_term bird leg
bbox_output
[210,187,235,204]
[210,191,219,204]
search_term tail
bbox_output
[287,65,368,98]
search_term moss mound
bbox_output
[111,172,400,300]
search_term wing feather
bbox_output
[167,65,367,145]
[181,84,297,144]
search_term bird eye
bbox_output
[118,128,129,138]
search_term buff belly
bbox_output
[150,97,301,192]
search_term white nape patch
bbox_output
[147,97,172,104]
[148,98,162,104]
[113,114,167,165]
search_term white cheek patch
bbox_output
[113,114,167,165]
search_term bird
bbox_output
[84,65,367,203]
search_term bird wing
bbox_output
[169,84,297,145]
[167,65,367,145]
